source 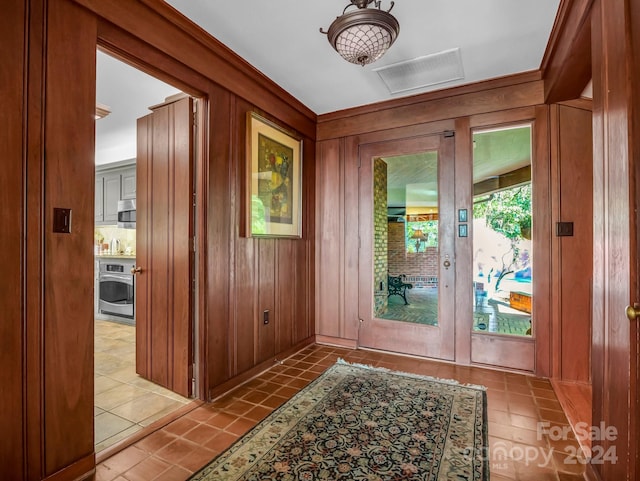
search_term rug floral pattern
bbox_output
[190,361,488,481]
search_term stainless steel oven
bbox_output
[98,259,135,323]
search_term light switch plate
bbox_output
[556,221,573,237]
[53,208,72,233]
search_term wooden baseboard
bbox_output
[583,463,602,481]
[208,336,316,400]
[43,452,95,481]
[315,335,358,349]
[550,379,592,457]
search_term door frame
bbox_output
[96,40,209,400]
[357,133,457,360]
[466,107,551,375]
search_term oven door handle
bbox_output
[100,273,133,284]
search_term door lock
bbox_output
[626,304,640,322]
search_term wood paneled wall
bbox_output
[1,1,26,477]
[8,1,316,478]
[315,79,549,357]
[315,80,593,381]
[550,104,593,383]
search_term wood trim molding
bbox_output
[317,80,544,140]
[540,0,594,103]
[318,70,542,123]
[315,335,358,349]
[208,337,315,400]
[74,0,316,137]
[557,98,593,111]
[42,453,95,481]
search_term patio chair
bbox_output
[388,274,413,305]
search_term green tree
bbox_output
[473,184,531,290]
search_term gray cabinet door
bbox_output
[95,176,104,222]
[121,167,136,200]
[103,172,121,223]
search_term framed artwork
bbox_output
[246,112,303,238]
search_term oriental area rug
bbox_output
[190,360,488,481]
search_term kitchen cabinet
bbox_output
[121,167,136,200]
[95,163,136,225]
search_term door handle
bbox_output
[443,254,451,269]
[131,266,143,275]
[626,304,640,322]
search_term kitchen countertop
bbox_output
[95,254,136,260]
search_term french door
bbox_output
[358,133,456,360]
[357,126,537,371]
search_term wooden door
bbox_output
[591,0,639,478]
[358,133,456,360]
[135,96,194,398]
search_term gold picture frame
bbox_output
[246,112,303,238]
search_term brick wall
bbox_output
[374,158,388,315]
[388,222,438,287]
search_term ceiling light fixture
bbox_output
[320,0,400,67]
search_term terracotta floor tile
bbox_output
[121,456,171,481]
[182,423,221,445]
[223,399,255,416]
[242,389,269,404]
[96,344,590,481]
[535,397,563,411]
[226,417,256,436]
[185,406,217,423]
[102,445,149,474]
[163,416,199,437]
[244,405,273,422]
[177,446,217,472]
[269,373,293,385]
[488,409,512,426]
[509,401,540,418]
[532,387,558,399]
[275,385,301,398]
[95,463,120,481]
[509,413,540,431]
[152,465,191,481]
[539,408,569,424]
[136,429,179,455]
[510,426,549,448]
[205,411,237,429]
[203,431,239,453]
[287,378,311,389]
[506,383,533,396]
[261,394,288,409]
[155,438,199,465]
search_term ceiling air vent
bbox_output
[374,48,464,94]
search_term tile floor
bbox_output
[96,344,587,481]
[95,320,192,452]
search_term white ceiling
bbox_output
[95,0,560,165]
[165,0,560,114]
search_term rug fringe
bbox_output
[336,358,487,391]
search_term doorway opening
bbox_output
[94,50,196,453]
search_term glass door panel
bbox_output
[358,133,455,361]
[376,152,440,326]
[471,125,533,337]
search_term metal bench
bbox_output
[387,274,413,305]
